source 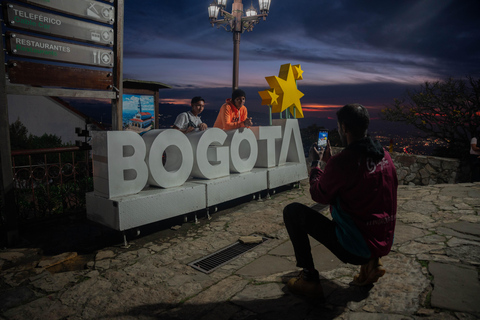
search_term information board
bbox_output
[7,32,114,67]
[4,3,114,46]
[15,0,115,24]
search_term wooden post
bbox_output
[0,33,19,247]
[112,0,124,130]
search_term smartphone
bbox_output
[317,130,328,150]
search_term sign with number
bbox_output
[7,32,114,68]
[5,3,114,46]
[15,0,115,24]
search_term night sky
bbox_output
[122,0,480,130]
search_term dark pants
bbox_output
[283,202,370,269]
[471,154,480,182]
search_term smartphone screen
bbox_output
[318,130,328,150]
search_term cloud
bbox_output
[122,0,480,105]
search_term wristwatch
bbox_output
[311,160,320,167]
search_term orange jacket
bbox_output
[213,99,248,130]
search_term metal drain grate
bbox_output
[188,235,269,273]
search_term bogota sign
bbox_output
[86,119,307,231]
[86,63,308,231]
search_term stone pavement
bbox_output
[1,182,480,320]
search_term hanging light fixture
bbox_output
[258,0,271,13]
[245,2,257,17]
[208,1,220,21]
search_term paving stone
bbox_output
[459,215,480,223]
[312,244,343,272]
[37,252,78,269]
[198,302,243,320]
[398,212,435,225]
[269,239,342,272]
[231,283,311,320]
[415,234,447,245]
[444,245,480,264]
[437,226,480,242]
[429,262,480,314]
[2,295,73,320]
[235,255,296,277]
[393,223,428,245]
[446,237,480,247]
[346,312,412,320]
[397,242,445,255]
[174,276,249,319]
[0,286,39,311]
[446,221,480,237]
[95,250,115,260]
[400,201,438,215]
[30,271,77,292]
[438,186,472,198]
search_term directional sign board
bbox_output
[7,60,113,90]
[15,0,115,24]
[4,3,114,46]
[7,32,114,68]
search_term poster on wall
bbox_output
[123,94,155,134]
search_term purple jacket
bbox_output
[310,137,398,258]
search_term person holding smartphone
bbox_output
[173,96,208,134]
[283,104,398,298]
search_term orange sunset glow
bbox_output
[301,104,342,112]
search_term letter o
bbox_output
[227,128,258,173]
[142,129,193,188]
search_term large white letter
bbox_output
[273,119,306,165]
[143,129,193,188]
[92,131,148,199]
[250,126,282,168]
[189,128,229,179]
[225,128,258,173]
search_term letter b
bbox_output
[92,131,148,198]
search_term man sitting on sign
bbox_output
[214,89,253,130]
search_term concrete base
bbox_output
[193,169,268,207]
[86,182,206,231]
[267,162,308,189]
[86,164,307,231]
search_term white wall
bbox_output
[7,95,86,145]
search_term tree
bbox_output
[10,119,64,150]
[381,76,480,158]
[9,119,31,150]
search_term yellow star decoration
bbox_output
[258,88,279,106]
[258,63,305,118]
[292,64,303,80]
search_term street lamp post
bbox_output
[208,0,271,91]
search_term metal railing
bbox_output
[11,147,93,224]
